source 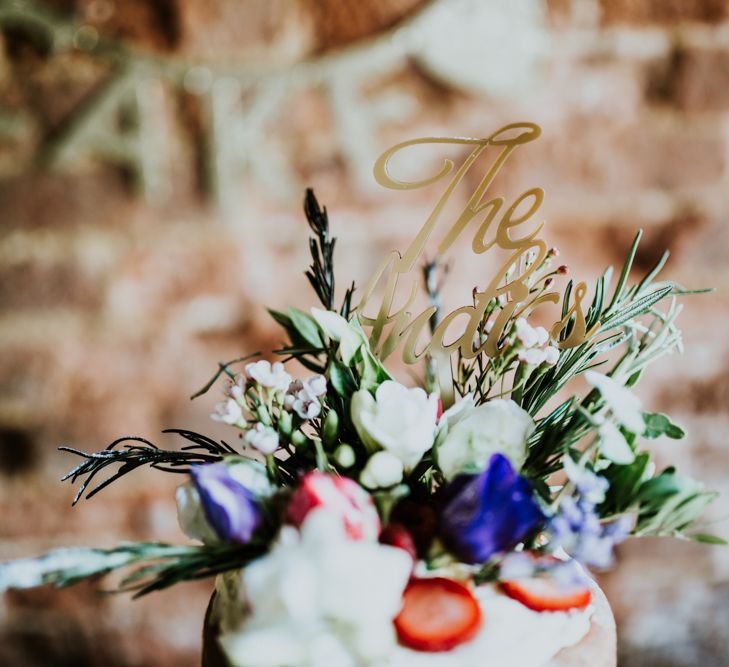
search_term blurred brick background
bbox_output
[1,0,729,665]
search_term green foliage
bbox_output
[304,188,337,311]
[60,430,234,505]
[522,232,691,476]
[691,534,728,545]
[328,360,358,398]
[286,307,324,348]
[635,467,719,538]
[269,307,326,372]
[0,542,267,598]
[642,412,685,439]
[599,452,652,517]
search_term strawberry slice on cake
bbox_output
[394,577,482,652]
[501,576,592,612]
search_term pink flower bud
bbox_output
[286,471,380,541]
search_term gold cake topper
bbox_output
[355,122,598,401]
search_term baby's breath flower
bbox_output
[517,347,546,366]
[543,345,560,365]
[515,318,549,349]
[228,375,246,401]
[244,423,279,454]
[211,398,244,426]
[245,360,292,393]
[285,375,327,420]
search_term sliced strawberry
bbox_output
[500,576,591,612]
[380,523,417,562]
[394,577,482,652]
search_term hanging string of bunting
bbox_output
[0,0,548,205]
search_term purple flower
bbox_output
[439,453,545,564]
[190,463,264,544]
[549,498,633,570]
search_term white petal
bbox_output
[311,308,365,365]
[175,483,219,544]
[585,371,644,434]
[598,421,635,464]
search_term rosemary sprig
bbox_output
[60,430,237,505]
[0,542,267,598]
[304,188,336,311]
[303,188,356,317]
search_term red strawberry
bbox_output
[394,577,482,652]
[500,576,592,612]
[380,523,417,562]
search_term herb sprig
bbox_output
[60,429,234,504]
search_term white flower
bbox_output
[360,451,404,489]
[244,423,279,454]
[212,398,244,426]
[220,509,411,667]
[515,318,549,348]
[585,371,644,434]
[229,375,246,401]
[436,397,535,480]
[351,381,438,470]
[245,360,292,393]
[286,376,327,420]
[175,482,219,544]
[598,421,635,464]
[306,375,327,397]
[543,345,560,365]
[517,347,546,366]
[227,459,275,497]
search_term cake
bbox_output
[201,559,616,667]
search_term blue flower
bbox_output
[549,491,633,570]
[440,453,545,564]
[190,462,265,544]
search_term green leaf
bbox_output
[642,412,685,439]
[328,361,357,398]
[606,230,642,312]
[626,369,642,387]
[586,268,609,329]
[599,285,672,331]
[268,308,293,330]
[690,533,728,545]
[600,452,651,515]
[636,469,717,537]
[286,307,324,348]
[634,250,669,296]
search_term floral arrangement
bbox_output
[0,189,722,666]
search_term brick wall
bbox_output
[1,1,729,665]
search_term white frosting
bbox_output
[383,584,593,667]
[218,516,594,667]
